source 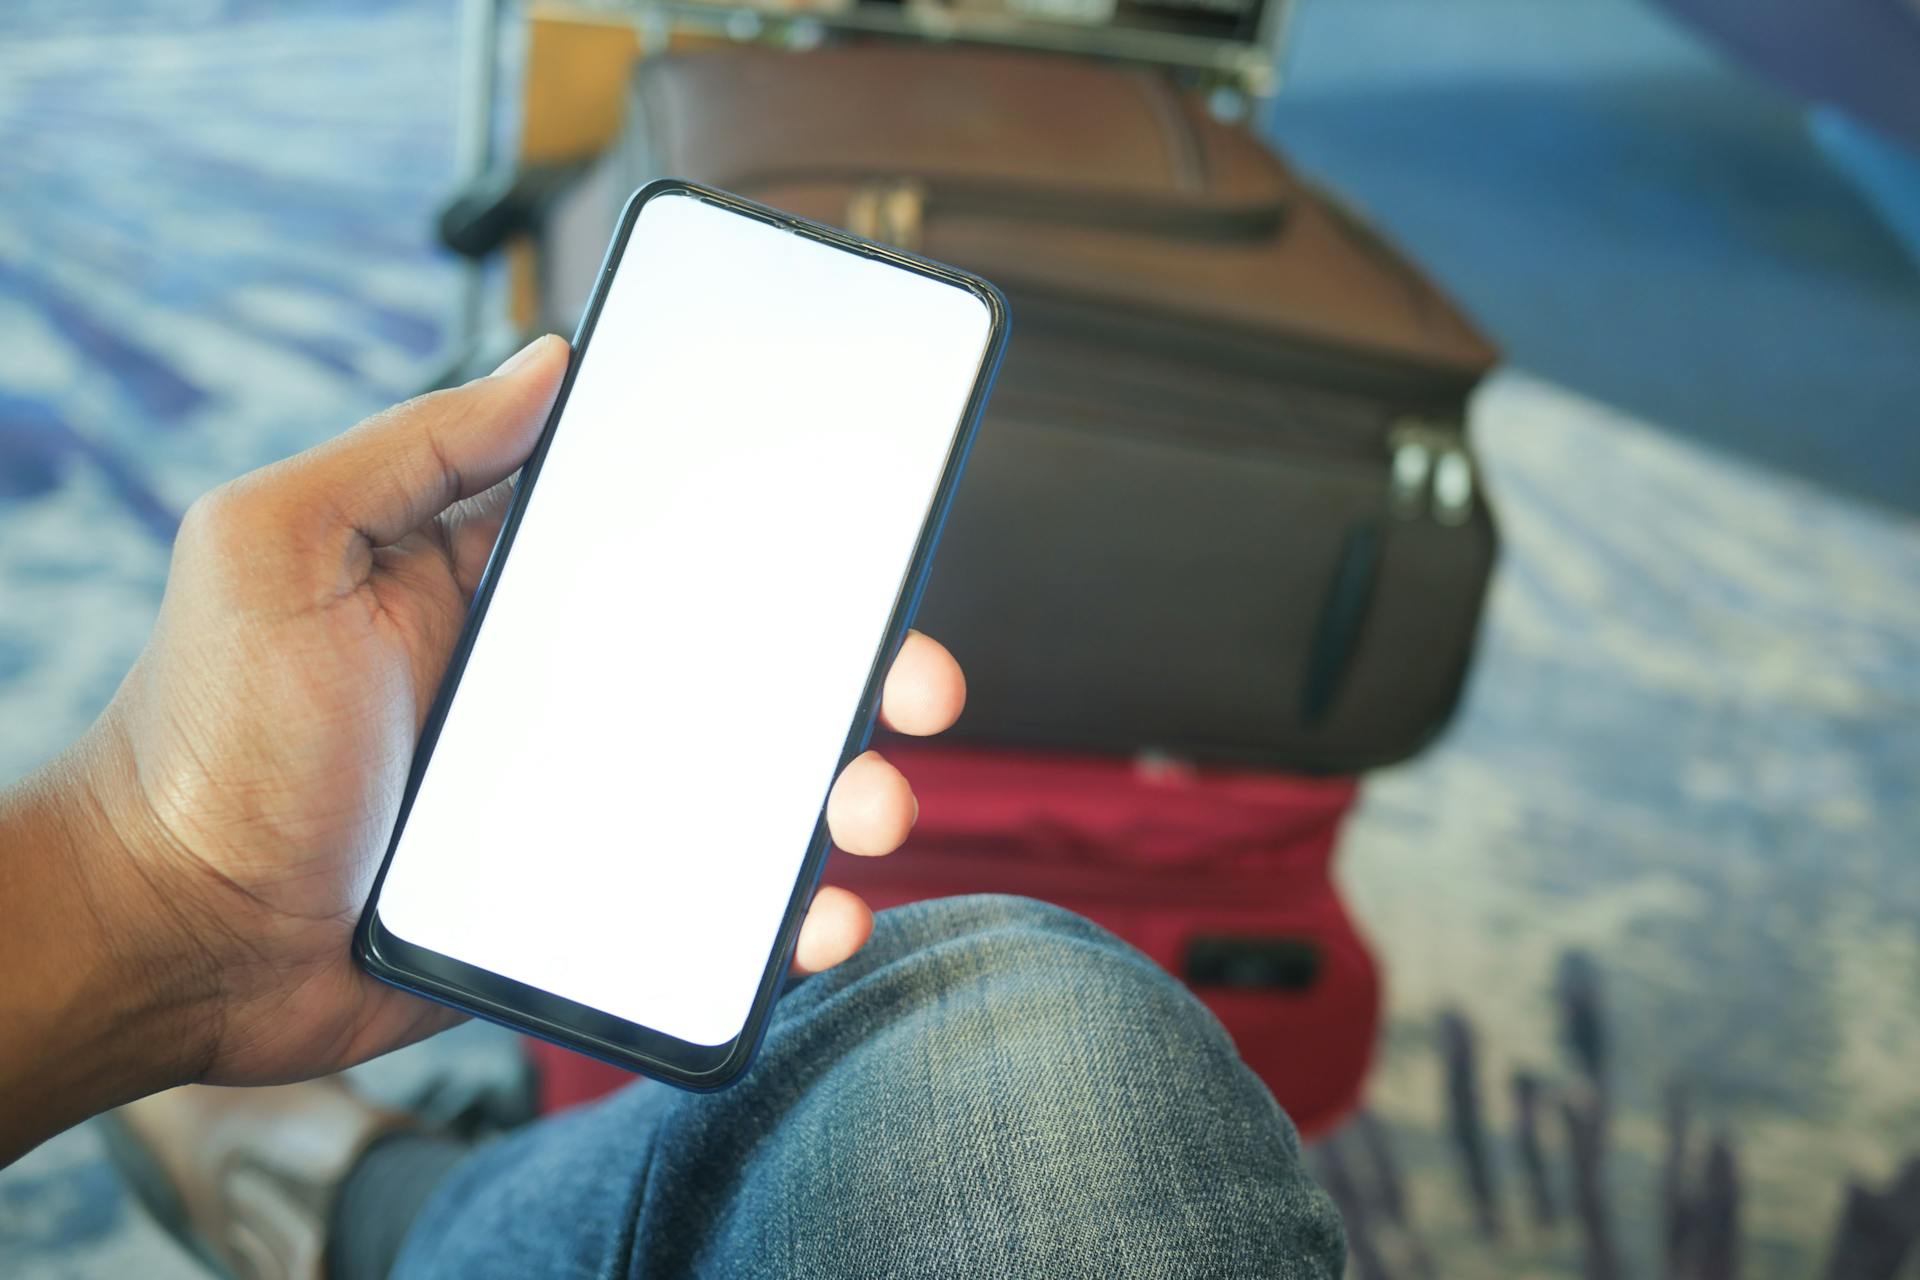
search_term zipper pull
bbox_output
[1390,432,1432,519]
[1433,449,1475,526]
[1388,419,1476,525]
[846,179,928,251]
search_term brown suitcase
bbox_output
[615,46,1499,771]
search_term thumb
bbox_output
[286,335,568,549]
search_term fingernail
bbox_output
[491,335,553,378]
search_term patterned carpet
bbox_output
[1332,371,1920,1276]
[2,3,1918,1278]
[0,1,458,791]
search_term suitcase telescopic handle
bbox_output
[436,161,592,261]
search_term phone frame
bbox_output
[353,178,1009,1089]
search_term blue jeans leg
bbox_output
[393,895,1345,1278]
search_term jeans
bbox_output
[389,895,1345,1278]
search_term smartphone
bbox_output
[354,179,1007,1089]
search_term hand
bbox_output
[0,336,964,1152]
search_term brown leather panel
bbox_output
[739,175,1491,374]
[636,47,1288,202]
[632,48,1498,375]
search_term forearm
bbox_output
[0,731,217,1163]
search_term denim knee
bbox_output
[399,896,1345,1279]
[693,894,1348,1277]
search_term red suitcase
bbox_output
[527,740,1377,1139]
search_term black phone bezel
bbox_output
[353,178,1010,1090]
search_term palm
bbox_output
[130,485,511,1083]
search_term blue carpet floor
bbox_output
[2,2,1918,1277]
[1264,0,1920,515]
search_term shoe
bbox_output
[98,1079,413,1280]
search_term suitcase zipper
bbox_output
[992,357,1481,529]
[1010,289,1482,416]
[989,382,1387,465]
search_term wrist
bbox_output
[0,717,221,1160]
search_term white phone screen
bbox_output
[375,192,995,1048]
